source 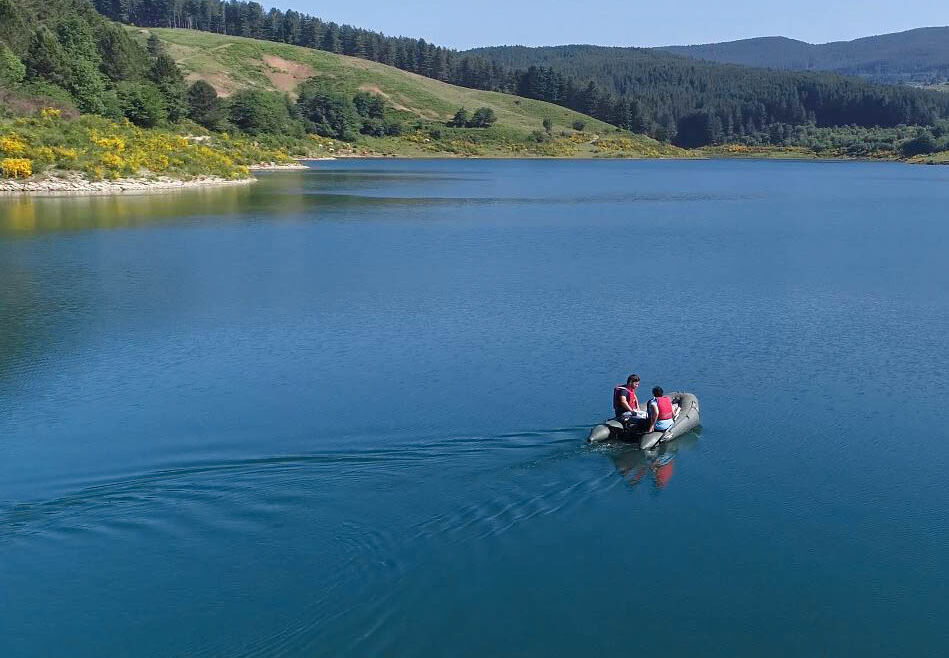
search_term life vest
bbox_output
[653,456,675,488]
[652,395,674,421]
[613,385,638,414]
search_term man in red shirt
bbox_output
[613,374,647,429]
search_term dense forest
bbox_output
[0,0,208,126]
[659,27,949,86]
[467,45,949,146]
[89,0,949,147]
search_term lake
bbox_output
[2,159,948,657]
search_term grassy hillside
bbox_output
[145,28,684,158]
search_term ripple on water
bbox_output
[1,427,648,656]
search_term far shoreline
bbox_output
[1,153,939,197]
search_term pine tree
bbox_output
[448,107,469,127]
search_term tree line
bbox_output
[10,0,949,149]
[0,0,192,125]
[86,0,669,133]
[92,0,949,146]
[468,45,949,146]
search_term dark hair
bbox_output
[627,374,640,385]
[652,386,664,397]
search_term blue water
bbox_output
[1,159,948,656]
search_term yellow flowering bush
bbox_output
[40,107,62,120]
[52,146,79,161]
[0,115,300,181]
[31,146,55,165]
[0,135,27,154]
[100,152,124,169]
[89,131,126,151]
[1,158,33,178]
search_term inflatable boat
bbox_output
[586,392,700,449]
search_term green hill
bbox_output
[144,28,683,158]
[466,44,949,147]
[658,27,949,86]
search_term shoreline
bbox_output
[249,162,310,170]
[0,173,256,196]
[0,161,315,196]
[1,153,938,196]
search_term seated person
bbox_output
[647,386,679,433]
[613,374,647,429]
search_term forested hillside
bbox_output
[0,0,178,119]
[0,0,304,182]
[467,45,949,146]
[659,27,949,86]
[0,0,675,186]
[90,0,949,149]
[140,28,666,159]
[2,0,948,177]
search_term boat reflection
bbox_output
[610,432,700,490]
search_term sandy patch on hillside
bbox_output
[357,84,390,98]
[356,84,440,118]
[185,71,240,97]
[261,55,315,93]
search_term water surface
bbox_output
[2,159,948,656]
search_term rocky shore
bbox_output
[0,173,256,195]
[0,160,333,195]
[249,162,310,170]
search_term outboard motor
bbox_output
[587,419,623,443]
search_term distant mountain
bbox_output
[657,27,949,85]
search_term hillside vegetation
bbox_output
[466,45,949,147]
[0,0,679,187]
[0,0,295,181]
[90,0,949,154]
[659,27,949,86]
[2,0,948,182]
[147,28,682,158]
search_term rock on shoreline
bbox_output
[249,162,310,170]
[0,172,256,195]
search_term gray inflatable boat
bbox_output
[586,392,700,450]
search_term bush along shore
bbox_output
[0,111,305,193]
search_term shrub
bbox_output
[230,89,303,136]
[468,107,496,128]
[150,54,188,122]
[447,107,469,127]
[0,43,25,87]
[353,91,386,119]
[187,81,226,130]
[359,118,385,137]
[0,134,27,154]
[1,157,32,178]
[900,131,938,157]
[572,120,585,131]
[117,82,166,127]
[296,84,359,141]
[20,81,75,108]
[0,114,293,181]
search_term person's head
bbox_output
[652,386,664,397]
[627,374,640,387]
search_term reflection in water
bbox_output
[0,165,753,238]
[610,432,700,490]
[0,184,257,235]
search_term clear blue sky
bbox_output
[279,0,947,49]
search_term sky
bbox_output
[279,0,948,50]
